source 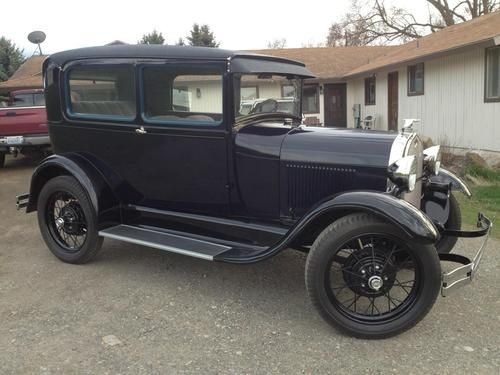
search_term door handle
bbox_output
[5,111,16,117]
[135,126,147,135]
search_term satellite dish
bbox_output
[27,30,46,55]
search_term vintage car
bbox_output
[17,45,491,338]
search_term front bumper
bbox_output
[439,213,492,296]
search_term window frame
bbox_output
[364,76,376,105]
[302,84,320,114]
[64,62,137,122]
[139,62,225,128]
[484,46,500,103]
[407,62,425,96]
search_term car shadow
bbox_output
[2,154,44,171]
[94,238,318,325]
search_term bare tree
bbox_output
[327,0,500,46]
[267,38,287,49]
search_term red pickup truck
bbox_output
[0,89,50,168]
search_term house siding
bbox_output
[346,46,500,152]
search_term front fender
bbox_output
[221,191,439,263]
[26,153,120,227]
[288,191,439,245]
[431,168,471,197]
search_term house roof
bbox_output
[0,55,46,93]
[345,10,500,78]
[250,46,395,80]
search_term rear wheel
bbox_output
[305,213,441,339]
[435,193,461,254]
[0,152,5,168]
[37,176,103,264]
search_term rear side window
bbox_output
[67,65,136,120]
[142,65,223,126]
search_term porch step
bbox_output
[98,225,232,260]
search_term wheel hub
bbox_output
[342,246,397,297]
[368,275,383,291]
[58,202,86,235]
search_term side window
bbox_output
[11,93,34,107]
[67,65,136,120]
[142,65,223,126]
[485,46,500,102]
[407,63,424,96]
[34,93,45,106]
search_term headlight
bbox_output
[424,145,441,175]
[388,155,417,192]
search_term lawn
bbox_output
[456,184,500,239]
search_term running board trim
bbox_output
[99,225,231,261]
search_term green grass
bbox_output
[456,185,500,239]
[464,165,500,182]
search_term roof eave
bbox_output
[343,37,497,80]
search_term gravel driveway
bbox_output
[1,156,499,374]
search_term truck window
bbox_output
[11,93,34,107]
[67,65,136,120]
[34,93,45,106]
[142,65,223,126]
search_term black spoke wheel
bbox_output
[306,213,441,339]
[46,191,88,252]
[37,176,103,264]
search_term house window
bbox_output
[485,46,500,102]
[241,86,259,100]
[303,85,319,113]
[281,84,296,98]
[408,63,424,96]
[364,77,376,105]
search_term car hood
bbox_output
[281,126,398,168]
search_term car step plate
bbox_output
[99,225,231,260]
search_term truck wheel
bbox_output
[37,176,103,264]
[0,152,5,168]
[305,213,441,339]
[435,193,461,254]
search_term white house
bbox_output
[260,11,500,152]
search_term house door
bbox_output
[388,72,398,131]
[324,83,346,127]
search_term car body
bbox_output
[0,89,51,167]
[17,45,491,338]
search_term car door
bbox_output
[54,60,230,215]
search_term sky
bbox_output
[1,0,429,56]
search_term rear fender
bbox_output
[27,153,120,227]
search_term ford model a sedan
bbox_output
[17,46,491,338]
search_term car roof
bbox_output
[47,45,315,78]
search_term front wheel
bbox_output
[0,152,5,168]
[305,213,441,339]
[37,176,103,264]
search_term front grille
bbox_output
[286,163,357,213]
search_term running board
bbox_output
[98,225,231,261]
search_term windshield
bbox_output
[234,74,301,120]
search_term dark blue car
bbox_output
[17,45,491,338]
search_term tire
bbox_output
[305,213,441,339]
[435,193,461,254]
[0,152,5,168]
[37,175,103,264]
